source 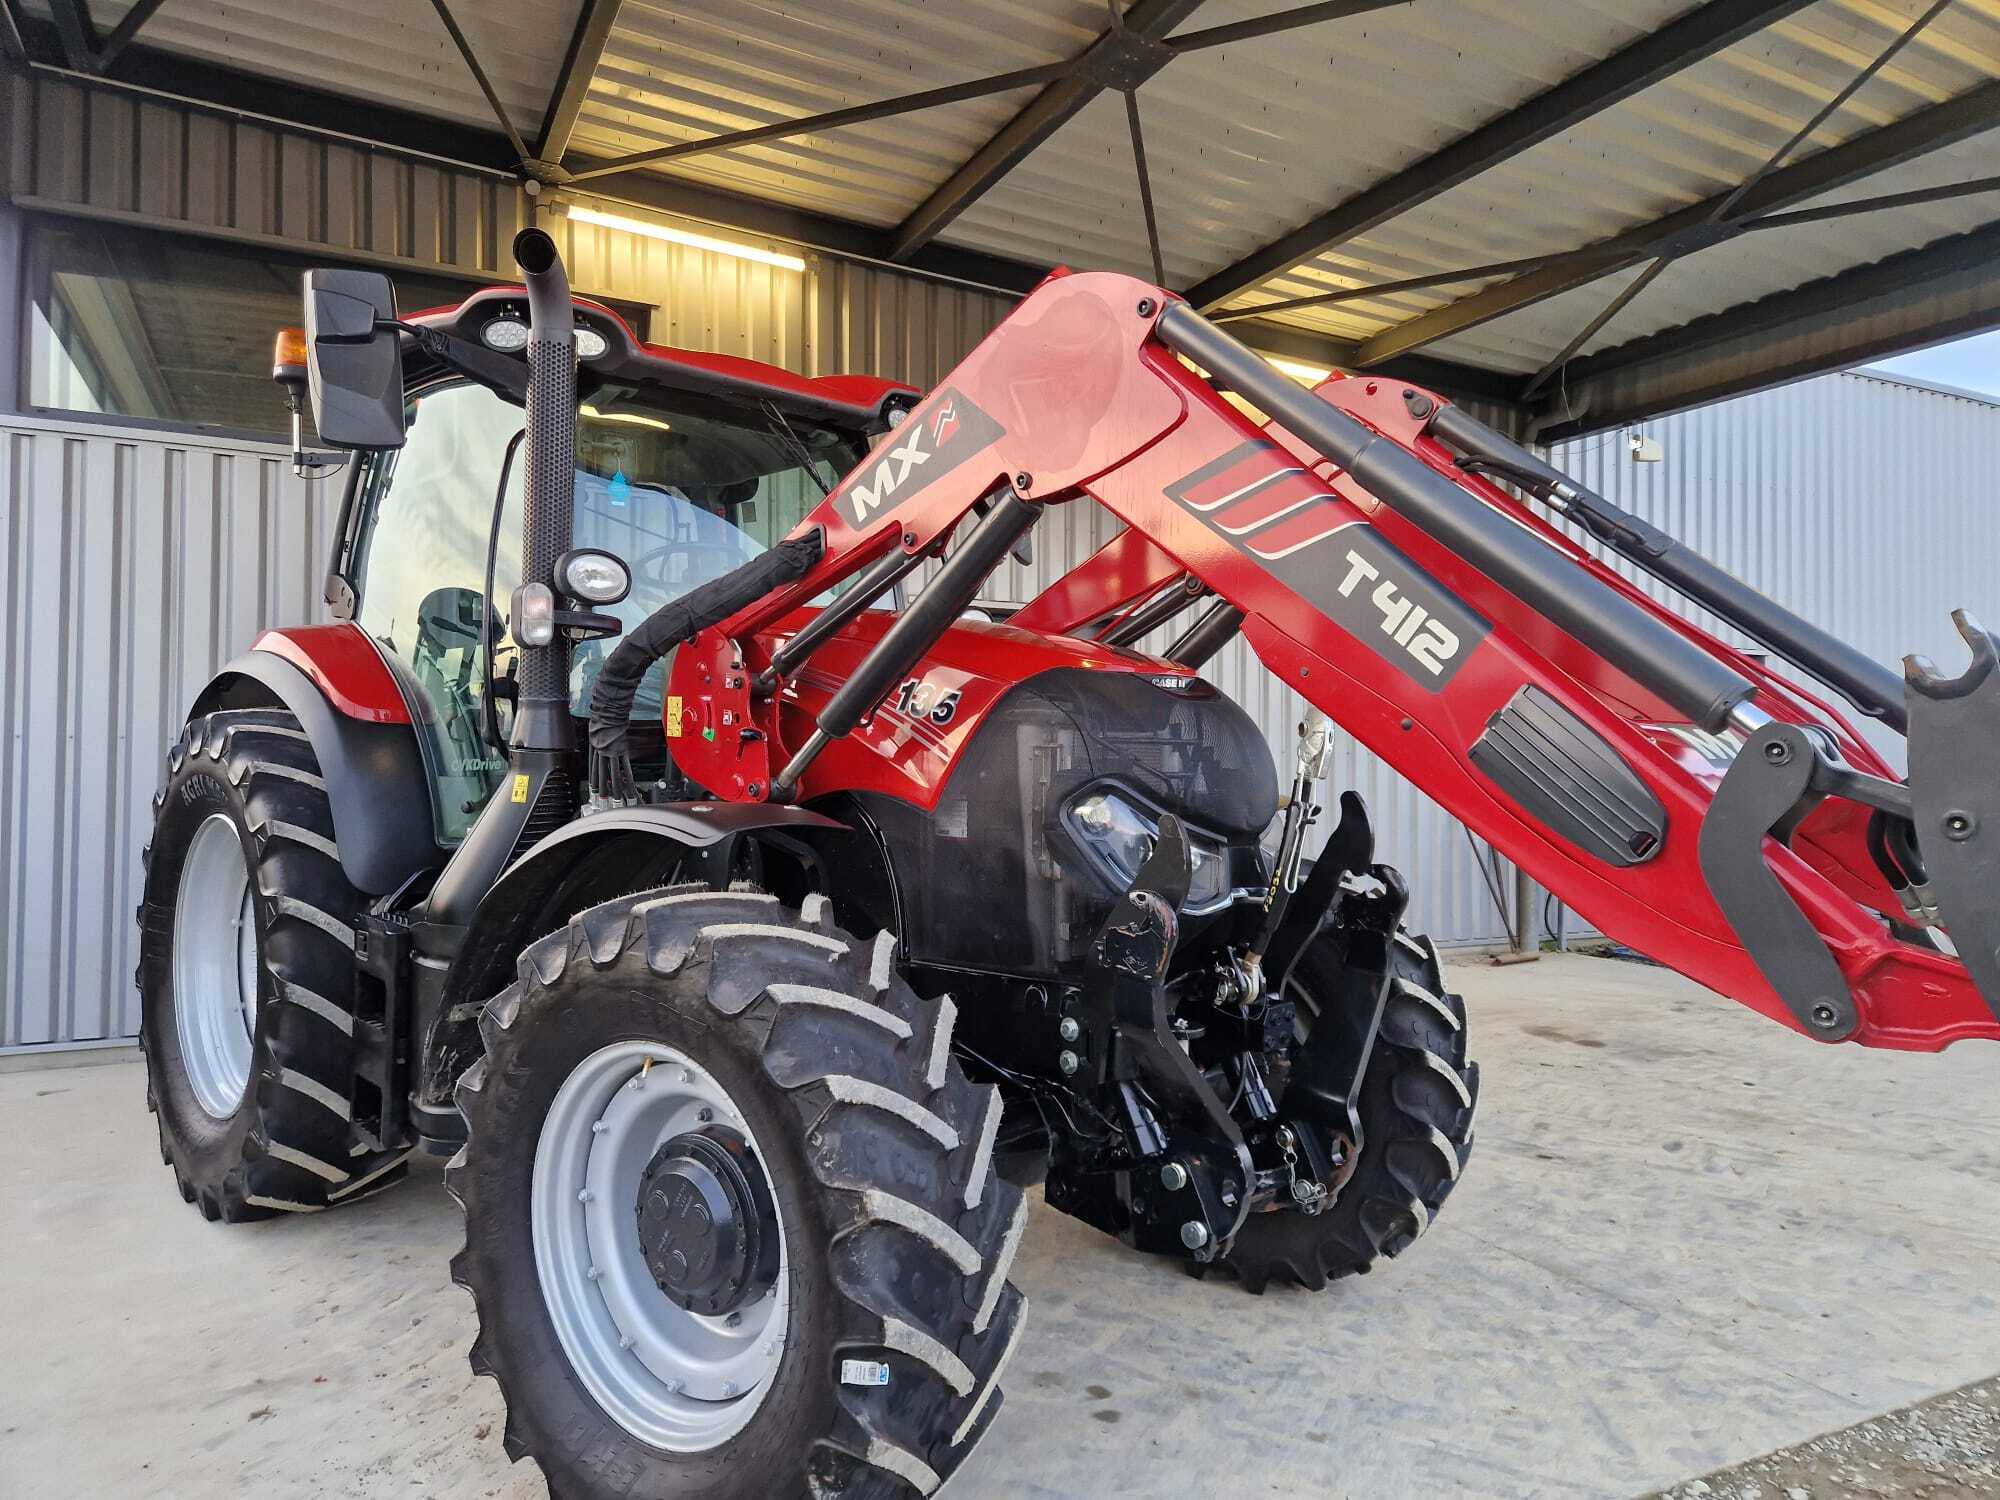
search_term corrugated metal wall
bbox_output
[1550,372,2000,773]
[2,69,1817,1047]
[0,415,332,1046]
[1,74,527,286]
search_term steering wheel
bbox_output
[633,541,758,592]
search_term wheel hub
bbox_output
[636,1127,779,1319]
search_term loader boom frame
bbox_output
[665,270,2000,1055]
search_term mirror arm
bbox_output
[390,320,531,404]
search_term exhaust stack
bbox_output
[511,227,578,751]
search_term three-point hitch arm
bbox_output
[647,269,2000,1055]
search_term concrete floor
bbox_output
[4,951,1998,1500]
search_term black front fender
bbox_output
[189,652,440,895]
[414,802,850,1121]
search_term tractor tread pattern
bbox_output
[138,709,408,1221]
[450,884,1029,1500]
[1218,932,1478,1294]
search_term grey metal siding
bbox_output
[1,416,330,1046]
[0,234,1535,1047]
[42,70,1972,1043]
[4,74,528,286]
[1550,371,2000,771]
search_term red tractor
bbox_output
[138,230,2000,1499]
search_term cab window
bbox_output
[350,379,860,844]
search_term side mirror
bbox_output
[303,269,405,450]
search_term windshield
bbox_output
[350,379,863,842]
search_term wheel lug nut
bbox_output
[591,1121,607,1134]
[697,1106,715,1123]
[585,1265,600,1280]
[722,1381,739,1397]
[618,1333,634,1351]
[725,1311,743,1328]
[577,1188,594,1204]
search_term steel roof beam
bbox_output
[1184,0,1816,310]
[94,0,165,72]
[1532,220,2000,440]
[45,0,94,72]
[1515,0,1954,402]
[1165,0,1407,53]
[535,0,622,166]
[425,0,531,165]
[885,0,1209,263]
[565,58,1077,182]
[1,0,29,65]
[1354,76,2000,368]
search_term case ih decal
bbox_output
[842,388,1004,526]
[1168,441,1490,688]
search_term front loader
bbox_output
[135,228,1999,1499]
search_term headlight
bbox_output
[1066,790,1231,911]
[574,327,609,359]
[556,548,631,605]
[481,317,529,351]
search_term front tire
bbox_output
[451,885,1029,1499]
[137,709,410,1220]
[1219,929,1478,1292]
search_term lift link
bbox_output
[750,538,930,697]
[1699,715,1860,1041]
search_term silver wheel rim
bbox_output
[172,812,260,1120]
[532,1042,790,1452]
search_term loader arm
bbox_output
[665,269,2000,1054]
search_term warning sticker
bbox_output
[840,1360,891,1388]
[511,773,531,804]
[666,695,685,738]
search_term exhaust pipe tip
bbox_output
[512,227,559,278]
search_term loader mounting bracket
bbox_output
[1283,863,1411,1166]
[1045,815,1255,1261]
[1262,790,1376,992]
[1905,612,2000,1026]
[1699,721,1858,1041]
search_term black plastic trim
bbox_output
[415,802,851,1117]
[1471,686,1667,866]
[188,651,440,895]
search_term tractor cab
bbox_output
[282,282,914,844]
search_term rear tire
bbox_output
[1219,930,1478,1293]
[137,709,410,1220]
[451,884,1029,1499]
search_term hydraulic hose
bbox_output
[1428,402,1908,734]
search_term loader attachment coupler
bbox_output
[1906,612,2000,1024]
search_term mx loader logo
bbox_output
[842,388,1002,527]
[1167,439,1490,689]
